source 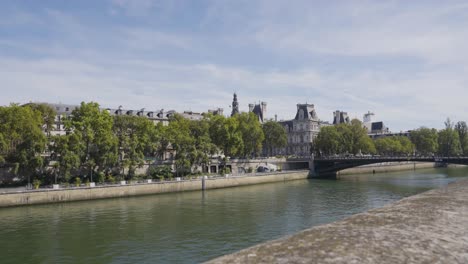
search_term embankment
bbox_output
[337,161,435,176]
[0,170,309,208]
[207,178,468,263]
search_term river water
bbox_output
[1,167,467,264]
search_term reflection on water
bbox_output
[0,167,467,264]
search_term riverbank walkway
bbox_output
[208,178,468,263]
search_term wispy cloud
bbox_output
[1,1,468,131]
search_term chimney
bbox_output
[249,103,254,112]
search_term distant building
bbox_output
[362,111,389,134]
[231,93,239,116]
[333,110,350,125]
[249,102,267,123]
[277,104,329,156]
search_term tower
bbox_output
[231,93,239,116]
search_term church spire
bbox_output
[231,93,239,116]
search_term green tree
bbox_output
[0,104,47,182]
[49,134,82,183]
[410,127,438,155]
[188,118,217,172]
[455,121,468,155]
[314,126,341,156]
[375,136,413,156]
[333,119,375,155]
[166,114,194,176]
[235,112,264,158]
[209,115,243,157]
[65,102,118,181]
[26,103,57,137]
[262,121,287,157]
[438,119,461,156]
[113,115,159,179]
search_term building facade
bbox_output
[278,104,329,156]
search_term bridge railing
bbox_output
[314,155,467,161]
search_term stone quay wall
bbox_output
[0,170,309,208]
[208,178,468,264]
[337,161,435,176]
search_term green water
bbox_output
[1,167,467,264]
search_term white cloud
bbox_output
[2,1,468,132]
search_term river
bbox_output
[1,167,467,264]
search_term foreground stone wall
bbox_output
[208,178,468,263]
[0,171,309,208]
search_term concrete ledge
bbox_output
[337,162,435,176]
[207,178,468,263]
[0,171,309,208]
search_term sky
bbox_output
[1,0,468,131]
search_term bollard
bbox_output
[202,175,207,190]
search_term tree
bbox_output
[455,121,468,155]
[262,121,287,157]
[49,134,82,183]
[188,118,217,172]
[333,119,375,155]
[235,112,264,158]
[437,118,461,156]
[166,114,194,176]
[209,115,243,157]
[374,136,413,156]
[410,127,438,155]
[314,126,341,156]
[113,115,159,179]
[26,103,57,137]
[65,102,118,180]
[0,104,47,182]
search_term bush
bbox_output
[33,179,41,189]
[85,178,90,187]
[106,175,116,184]
[96,172,105,183]
[247,167,253,173]
[74,177,81,187]
[220,167,231,175]
[148,166,173,180]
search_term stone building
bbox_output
[277,104,329,156]
[249,102,267,123]
[333,110,350,125]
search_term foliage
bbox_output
[455,121,468,155]
[438,118,461,156]
[50,134,81,183]
[262,121,287,157]
[74,177,81,187]
[0,104,47,179]
[26,103,57,137]
[209,114,243,157]
[314,126,341,156]
[410,127,438,155]
[32,179,41,189]
[375,136,414,156]
[113,115,159,179]
[235,112,264,158]
[315,119,375,156]
[148,166,173,179]
[65,102,118,179]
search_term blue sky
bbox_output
[1,0,468,131]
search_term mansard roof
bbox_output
[294,104,318,120]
